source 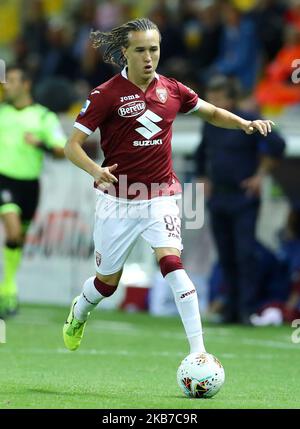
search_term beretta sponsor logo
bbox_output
[118,100,146,118]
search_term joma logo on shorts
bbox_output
[180,289,196,299]
[118,101,146,117]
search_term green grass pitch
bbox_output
[0,304,299,409]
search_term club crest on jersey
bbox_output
[95,251,101,267]
[156,88,168,103]
[80,99,91,115]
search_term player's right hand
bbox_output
[94,163,118,190]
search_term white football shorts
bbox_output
[93,191,183,275]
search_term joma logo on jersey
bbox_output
[118,101,146,118]
[120,94,140,102]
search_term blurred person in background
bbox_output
[207,239,289,323]
[71,0,116,87]
[250,205,300,325]
[61,17,275,353]
[255,25,300,107]
[148,2,185,69]
[38,17,78,82]
[285,0,300,31]
[147,1,197,89]
[95,0,125,31]
[255,0,287,63]
[211,0,260,91]
[180,0,222,88]
[21,0,49,73]
[195,75,286,324]
[16,2,78,83]
[0,66,66,318]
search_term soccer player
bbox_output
[63,18,274,353]
[0,66,66,317]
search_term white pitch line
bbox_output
[0,347,292,362]
[11,318,140,333]
[241,337,299,350]
[215,335,299,350]
[7,317,299,350]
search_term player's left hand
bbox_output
[244,120,275,136]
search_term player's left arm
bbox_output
[194,99,275,136]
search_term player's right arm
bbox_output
[64,128,118,189]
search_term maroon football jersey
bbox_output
[74,68,201,199]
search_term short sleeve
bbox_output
[74,88,110,135]
[176,81,202,114]
[42,111,66,149]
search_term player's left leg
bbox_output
[154,247,206,354]
[141,196,206,353]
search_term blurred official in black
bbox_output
[195,76,286,324]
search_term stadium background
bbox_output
[0,0,300,314]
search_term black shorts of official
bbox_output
[0,173,40,223]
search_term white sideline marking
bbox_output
[12,318,139,332]
[216,335,299,350]
[90,320,139,332]
[242,338,299,350]
[0,347,293,362]
[10,313,298,349]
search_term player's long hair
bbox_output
[90,18,161,68]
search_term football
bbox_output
[177,352,225,398]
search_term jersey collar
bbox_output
[121,66,160,81]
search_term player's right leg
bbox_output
[63,271,123,351]
[63,193,141,351]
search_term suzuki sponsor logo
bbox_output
[118,101,146,117]
[133,139,163,147]
[135,109,163,139]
